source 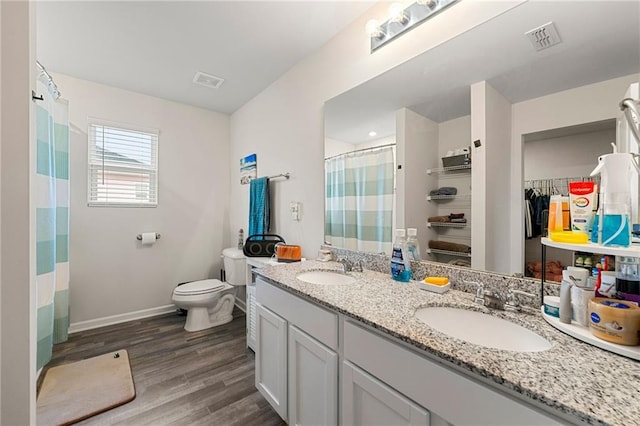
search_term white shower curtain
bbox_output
[35,76,70,370]
[325,146,395,253]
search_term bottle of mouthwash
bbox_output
[391,229,411,282]
[406,228,421,261]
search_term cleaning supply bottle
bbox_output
[406,228,421,261]
[238,228,244,250]
[391,229,411,282]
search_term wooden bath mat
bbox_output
[37,349,135,425]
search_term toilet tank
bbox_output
[222,248,247,286]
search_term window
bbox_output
[88,120,158,206]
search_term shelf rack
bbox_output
[426,248,471,257]
[426,164,471,175]
[541,238,640,257]
[427,222,468,228]
[426,194,471,201]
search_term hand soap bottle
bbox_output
[391,229,411,282]
[406,228,421,261]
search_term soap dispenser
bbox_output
[590,143,640,246]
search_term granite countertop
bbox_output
[256,260,640,426]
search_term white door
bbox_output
[342,361,430,426]
[288,325,338,426]
[255,303,288,421]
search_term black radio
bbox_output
[243,234,285,257]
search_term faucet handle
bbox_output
[467,281,485,305]
[505,288,536,312]
[352,260,364,272]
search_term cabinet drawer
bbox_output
[256,278,338,350]
[343,320,565,426]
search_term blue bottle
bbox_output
[391,229,411,282]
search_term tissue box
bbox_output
[442,153,471,168]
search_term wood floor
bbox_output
[41,308,286,426]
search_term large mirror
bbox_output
[324,0,640,279]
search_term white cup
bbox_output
[446,150,454,157]
[571,286,593,326]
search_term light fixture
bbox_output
[366,19,384,39]
[369,131,378,137]
[367,0,459,52]
[388,2,409,25]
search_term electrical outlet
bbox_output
[290,202,301,221]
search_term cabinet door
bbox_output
[288,325,338,426]
[342,361,429,426]
[255,303,287,421]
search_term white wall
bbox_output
[524,128,615,181]
[1,1,36,423]
[397,108,438,256]
[509,73,640,274]
[55,74,230,325]
[229,1,525,256]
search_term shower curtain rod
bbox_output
[324,142,396,161]
[36,61,61,100]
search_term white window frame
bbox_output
[87,118,159,207]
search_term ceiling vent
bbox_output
[193,71,224,89]
[525,22,561,51]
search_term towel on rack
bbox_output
[249,177,270,237]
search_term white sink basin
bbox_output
[296,270,356,286]
[415,307,552,352]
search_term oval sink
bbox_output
[415,307,552,352]
[296,270,356,286]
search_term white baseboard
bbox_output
[69,304,177,334]
[235,300,246,313]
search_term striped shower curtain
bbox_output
[35,77,70,370]
[325,146,395,253]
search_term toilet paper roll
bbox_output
[141,232,157,246]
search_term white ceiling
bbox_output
[36,1,376,114]
[325,0,640,144]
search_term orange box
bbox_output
[276,245,302,263]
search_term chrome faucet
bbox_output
[337,258,353,273]
[471,282,501,308]
[504,288,537,312]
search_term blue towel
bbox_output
[249,177,270,237]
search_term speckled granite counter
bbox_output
[256,260,640,426]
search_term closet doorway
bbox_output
[523,119,615,282]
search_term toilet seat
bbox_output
[173,279,225,296]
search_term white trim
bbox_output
[69,304,177,334]
[235,299,246,313]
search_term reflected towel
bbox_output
[249,177,270,237]
[428,240,471,253]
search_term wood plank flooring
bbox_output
[40,308,286,426]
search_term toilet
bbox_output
[172,248,247,332]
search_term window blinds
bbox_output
[88,121,158,206]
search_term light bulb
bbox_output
[368,131,377,137]
[366,19,383,38]
[389,2,408,25]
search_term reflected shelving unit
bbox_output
[426,163,471,265]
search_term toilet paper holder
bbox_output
[136,233,161,241]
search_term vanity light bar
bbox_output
[368,0,460,53]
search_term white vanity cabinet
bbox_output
[343,320,565,426]
[255,278,339,425]
[343,361,430,425]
